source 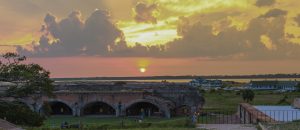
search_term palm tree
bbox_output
[242,89,255,103]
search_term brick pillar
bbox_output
[73,103,81,116]
[165,110,171,118]
[116,102,124,117]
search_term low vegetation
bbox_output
[203,89,300,111]
[0,101,45,126]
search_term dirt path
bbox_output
[0,119,23,130]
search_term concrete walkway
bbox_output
[197,124,257,130]
[0,119,23,130]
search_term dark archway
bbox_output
[46,101,73,115]
[126,102,160,117]
[82,102,115,116]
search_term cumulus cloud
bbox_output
[162,9,300,59]
[18,10,124,57]
[133,2,159,24]
[255,0,276,7]
[17,8,300,60]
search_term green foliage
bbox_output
[209,89,216,93]
[0,101,45,126]
[0,52,54,98]
[241,89,255,102]
[277,95,289,105]
[41,101,52,117]
[197,88,206,94]
[235,91,241,95]
[296,83,300,92]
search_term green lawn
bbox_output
[203,90,300,111]
[27,116,197,130]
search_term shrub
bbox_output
[0,101,45,126]
[41,101,52,117]
[241,89,255,103]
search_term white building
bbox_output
[189,78,222,88]
[248,80,299,91]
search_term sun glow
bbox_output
[137,59,149,73]
[139,67,146,73]
[118,17,179,46]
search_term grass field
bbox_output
[203,90,300,111]
[27,116,198,130]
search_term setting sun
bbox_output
[140,68,146,73]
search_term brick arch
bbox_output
[82,99,116,108]
[81,101,116,116]
[46,99,73,109]
[40,99,73,115]
[124,99,162,110]
[124,99,170,118]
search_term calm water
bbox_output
[255,106,300,122]
[56,78,300,83]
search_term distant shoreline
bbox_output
[53,74,300,81]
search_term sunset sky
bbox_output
[1,0,300,77]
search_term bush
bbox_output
[197,88,206,94]
[241,89,255,102]
[0,101,45,126]
[41,101,52,117]
[209,89,216,93]
[277,95,289,105]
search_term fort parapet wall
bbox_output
[2,82,205,118]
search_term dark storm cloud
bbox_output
[161,9,300,59]
[133,2,159,24]
[255,0,276,7]
[260,9,287,18]
[294,14,300,27]
[18,10,124,57]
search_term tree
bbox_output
[241,89,255,103]
[296,83,300,92]
[41,101,52,117]
[0,52,54,98]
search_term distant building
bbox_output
[189,77,222,88]
[248,80,299,91]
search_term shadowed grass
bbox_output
[26,116,197,130]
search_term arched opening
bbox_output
[44,101,73,115]
[126,102,160,117]
[82,102,115,116]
